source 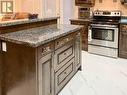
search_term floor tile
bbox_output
[59,51,127,95]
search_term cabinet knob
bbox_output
[64,72,67,74]
[57,42,59,45]
[64,53,67,55]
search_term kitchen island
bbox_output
[0,17,59,95]
[0,20,82,95]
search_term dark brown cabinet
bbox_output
[75,0,95,7]
[70,19,89,51]
[119,24,127,58]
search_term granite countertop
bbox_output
[0,24,83,47]
[0,17,59,27]
[70,18,90,22]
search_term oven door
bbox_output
[88,24,118,48]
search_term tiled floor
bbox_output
[59,51,127,95]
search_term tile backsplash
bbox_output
[93,0,127,16]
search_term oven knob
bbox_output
[117,12,119,15]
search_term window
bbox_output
[1,1,13,14]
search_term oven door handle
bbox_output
[91,24,118,28]
[88,29,92,42]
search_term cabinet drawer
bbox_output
[55,33,75,49]
[38,42,54,59]
[55,58,75,94]
[58,46,73,63]
[58,63,73,85]
[54,41,74,71]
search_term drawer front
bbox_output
[38,42,54,59]
[54,41,75,71]
[58,63,73,84]
[58,46,73,63]
[55,58,75,94]
[55,33,75,49]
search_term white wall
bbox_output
[93,0,127,15]
[17,0,56,18]
[59,0,75,24]
[14,0,22,12]
[43,0,56,18]
[0,0,75,20]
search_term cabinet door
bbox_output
[119,30,127,58]
[81,26,88,51]
[76,0,88,4]
[38,54,53,95]
[75,33,82,71]
[75,0,95,6]
[54,41,75,72]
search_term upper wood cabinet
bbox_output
[75,0,95,7]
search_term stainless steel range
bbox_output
[88,10,121,58]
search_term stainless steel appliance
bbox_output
[88,10,121,58]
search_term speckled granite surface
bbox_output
[0,17,59,27]
[0,24,83,47]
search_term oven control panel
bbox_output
[94,10,121,16]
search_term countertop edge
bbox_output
[0,25,83,47]
[0,16,60,27]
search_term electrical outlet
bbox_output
[2,42,7,52]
